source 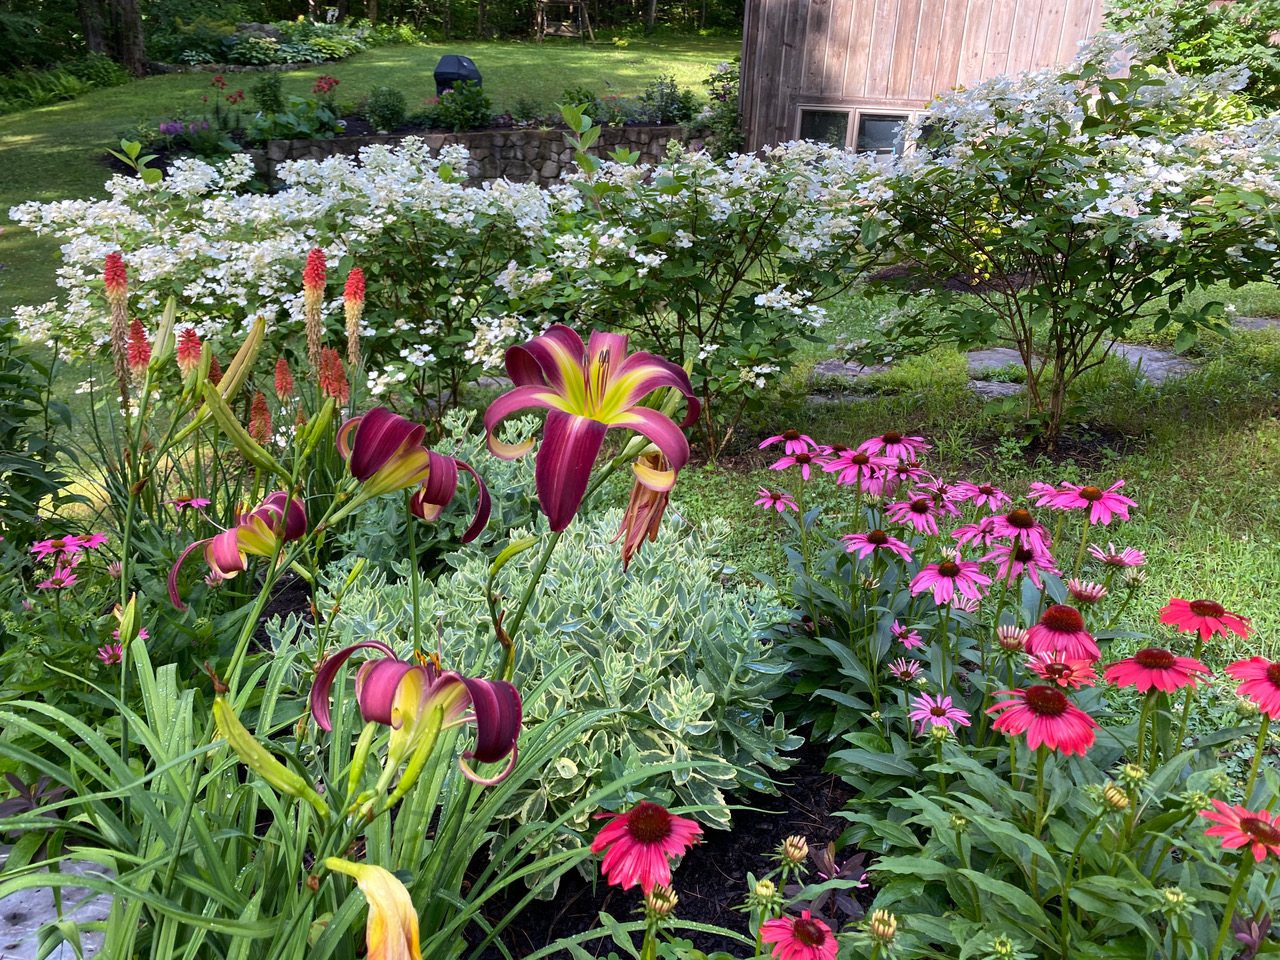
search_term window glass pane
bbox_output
[798,110,849,147]
[856,113,908,156]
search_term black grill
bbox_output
[433,55,483,97]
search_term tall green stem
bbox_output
[1210,854,1254,960]
[1173,637,1205,755]
[1243,714,1271,807]
[797,474,810,576]
[1073,521,1090,578]
[405,492,423,657]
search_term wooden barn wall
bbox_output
[739,0,1104,150]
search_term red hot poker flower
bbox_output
[274,356,295,400]
[176,327,202,377]
[319,347,349,402]
[248,391,272,445]
[104,252,128,304]
[127,318,151,377]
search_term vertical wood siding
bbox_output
[740,0,1103,150]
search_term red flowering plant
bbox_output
[757,425,1279,958]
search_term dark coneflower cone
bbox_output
[344,267,365,370]
[303,247,326,377]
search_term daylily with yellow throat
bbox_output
[484,326,698,532]
[323,858,421,960]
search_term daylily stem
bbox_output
[406,491,423,658]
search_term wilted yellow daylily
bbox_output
[323,858,421,960]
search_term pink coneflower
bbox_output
[755,488,798,513]
[275,356,295,401]
[166,496,212,511]
[819,442,850,456]
[882,459,931,498]
[987,686,1098,755]
[910,557,991,605]
[983,541,1060,590]
[1027,481,1058,506]
[591,801,702,894]
[770,452,817,480]
[886,496,942,535]
[1027,651,1097,689]
[997,624,1028,653]
[1103,648,1212,693]
[176,327,203,377]
[204,571,225,588]
[991,508,1051,553]
[127,319,151,378]
[953,516,999,549]
[760,429,818,455]
[843,530,913,561]
[858,431,931,462]
[822,450,891,494]
[1200,801,1280,862]
[1159,598,1252,642]
[952,481,1011,511]
[80,533,108,550]
[908,692,971,736]
[760,910,838,960]
[1041,481,1136,525]
[248,391,272,445]
[30,536,85,560]
[1226,657,1280,719]
[107,560,123,579]
[1067,579,1108,604]
[1088,543,1145,567]
[96,644,124,665]
[1024,605,1099,662]
[889,657,922,682]
[892,621,924,651]
[945,595,981,614]
[37,566,78,589]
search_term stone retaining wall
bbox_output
[245,124,707,187]
[147,61,326,74]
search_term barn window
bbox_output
[855,113,909,157]
[798,109,850,147]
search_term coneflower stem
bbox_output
[1172,637,1205,757]
[1210,853,1254,960]
[1243,714,1272,807]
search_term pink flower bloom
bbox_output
[30,536,85,560]
[843,530,912,561]
[176,327,202,377]
[37,566,78,589]
[1088,542,1145,567]
[857,431,931,462]
[991,508,1052,553]
[952,516,999,549]
[166,496,212,511]
[1103,648,1212,693]
[882,459,931,498]
[1067,579,1107,604]
[821,449,892,494]
[80,533,109,550]
[885,496,942,535]
[1040,480,1136,525]
[910,555,991,605]
[770,452,817,480]
[761,910,838,960]
[983,541,1060,589]
[952,481,1011,511]
[590,800,702,894]
[755,488,797,513]
[760,430,818,456]
[127,318,151,377]
[112,627,149,642]
[1024,605,1099,661]
[1159,598,1252,642]
[908,692,972,736]
[1026,651,1097,689]
[1200,801,1280,862]
[96,644,124,665]
[946,595,981,614]
[892,620,924,650]
[889,657,922,682]
[1226,657,1280,720]
[987,686,1098,755]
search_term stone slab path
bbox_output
[0,848,110,960]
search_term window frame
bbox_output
[792,102,926,155]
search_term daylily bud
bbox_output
[612,452,669,570]
[213,695,328,818]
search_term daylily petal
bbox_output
[505,324,585,395]
[456,460,491,543]
[360,446,434,500]
[335,415,361,462]
[610,407,691,489]
[356,659,422,728]
[168,537,212,609]
[484,384,569,460]
[458,675,521,784]
[604,351,700,428]
[322,859,422,960]
[309,641,398,731]
[409,451,458,522]
[255,491,308,541]
[206,528,248,575]
[537,410,608,532]
[344,408,426,482]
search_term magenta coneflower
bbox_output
[857,431,931,462]
[952,516,999,549]
[1024,605,1099,662]
[822,450,891,495]
[1027,651,1097,689]
[37,566,78,590]
[997,624,1028,653]
[908,692,971,736]
[770,452,817,480]
[760,430,818,456]
[1067,579,1108,604]
[755,488,798,513]
[1041,480,1136,525]
[882,459,931,498]
[910,557,991,605]
[1088,542,1145,567]
[1200,801,1280,862]
[30,536,85,561]
[591,801,702,894]
[952,481,1011,511]
[886,496,942,535]
[1027,481,1058,506]
[79,533,108,550]
[983,542,1059,589]
[166,496,212,511]
[1103,648,1212,693]
[96,643,124,665]
[760,910,838,960]
[1159,598,1253,642]
[991,508,1051,553]
[889,657,922,682]
[987,686,1098,755]
[892,620,924,650]
[843,529,913,561]
[1226,657,1280,720]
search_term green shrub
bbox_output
[250,71,284,114]
[0,69,93,116]
[364,85,407,131]
[434,80,491,132]
[510,93,546,124]
[62,52,131,88]
[638,73,700,125]
[226,35,282,65]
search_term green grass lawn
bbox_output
[0,36,740,314]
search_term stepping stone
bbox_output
[969,380,1025,400]
[1105,342,1194,384]
[1232,316,1280,332]
[965,347,1027,375]
[810,359,891,383]
[0,848,111,959]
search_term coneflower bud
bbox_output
[303,248,326,376]
[248,391,272,445]
[275,356,295,401]
[104,253,131,401]
[644,885,678,918]
[868,909,898,945]
[1123,568,1147,590]
[754,878,776,900]
[127,318,151,379]
[1159,886,1194,919]
[176,327,202,377]
[1102,783,1130,811]
[1067,578,1108,604]
[107,560,124,579]
[343,267,365,369]
[780,835,808,865]
[996,624,1027,653]
[208,354,223,386]
[1117,763,1147,788]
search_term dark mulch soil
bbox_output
[470,735,864,959]
[870,262,1036,295]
